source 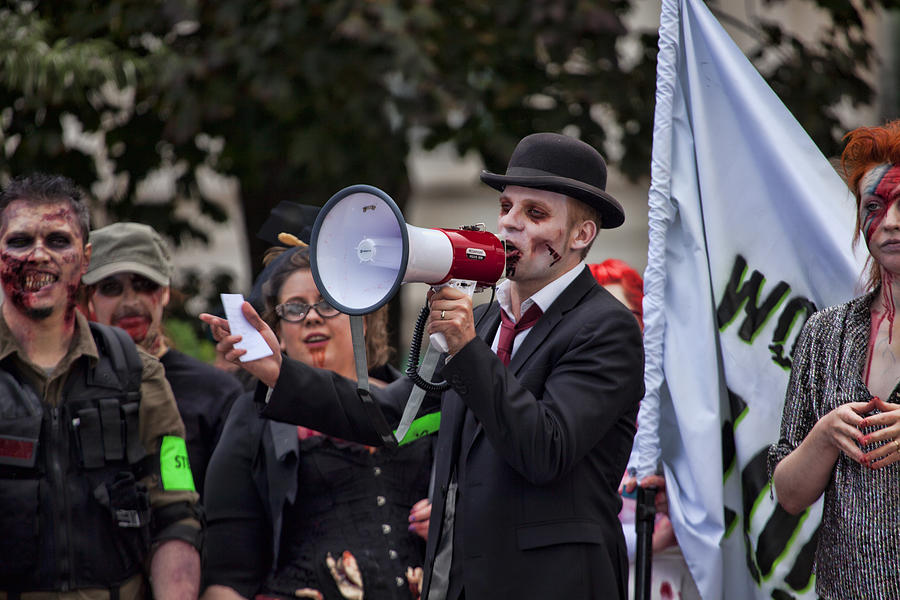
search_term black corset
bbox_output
[262,434,431,600]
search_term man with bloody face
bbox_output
[770,121,900,598]
[84,222,243,499]
[202,133,644,600]
[0,174,202,600]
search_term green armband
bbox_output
[159,435,196,491]
[395,412,441,446]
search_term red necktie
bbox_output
[496,304,543,366]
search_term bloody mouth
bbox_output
[504,242,521,277]
[115,315,151,341]
[0,255,64,319]
[22,271,58,292]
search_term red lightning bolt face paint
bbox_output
[860,164,900,245]
[859,163,900,283]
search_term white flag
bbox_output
[635,0,866,598]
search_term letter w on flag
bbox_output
[632,0,866,598]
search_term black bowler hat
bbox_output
[480,133,625,229]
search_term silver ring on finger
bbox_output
[440,310,446,320]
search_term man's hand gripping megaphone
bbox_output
[425,280,479,356]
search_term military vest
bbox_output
[0,323,150,593]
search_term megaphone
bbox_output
[310,185,504,442]
[310,185,505,318]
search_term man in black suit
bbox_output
[202,133,644,600]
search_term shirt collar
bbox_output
[0,309,99,375]
[496,262,586,320]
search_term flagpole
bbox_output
[630,0,679,484]
[628,2,681,596]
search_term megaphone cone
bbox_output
[311,185,505,315]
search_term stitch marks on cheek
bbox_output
[545,243,562,268]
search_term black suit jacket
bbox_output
[260,267,644,599]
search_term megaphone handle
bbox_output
[429,279,477,353]
[429,332,451,354]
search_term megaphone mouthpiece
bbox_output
[433,228,506,288]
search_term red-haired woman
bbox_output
[588,260,644,330]
[769,121,900,599]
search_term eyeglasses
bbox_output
[95,274,162,297]
[275,300,340,323]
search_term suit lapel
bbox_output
[508,268,596,373]
[460,276,595,457]
[476,301,502,343]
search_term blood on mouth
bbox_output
[505,241,521,278]
[23,271,56,292]
[1,254,50,308]
[309,347,326,368]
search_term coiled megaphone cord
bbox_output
[406,305,452,392]
[406,285,497,394]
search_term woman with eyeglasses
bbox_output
[202,246,433,600]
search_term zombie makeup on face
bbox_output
[497,186,574,285]
[275,269,357,379]
[0,200,87,323]
[89,273,168,352]
[96,274,162,298]
[860,164,900,245]
[111,305,154,344]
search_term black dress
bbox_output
[204,365,433,600]
[263,435,431,599]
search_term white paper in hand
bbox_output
[220,293,273,362]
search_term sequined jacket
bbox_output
[769,290,900,599]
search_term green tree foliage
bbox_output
[0,0,889,337]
